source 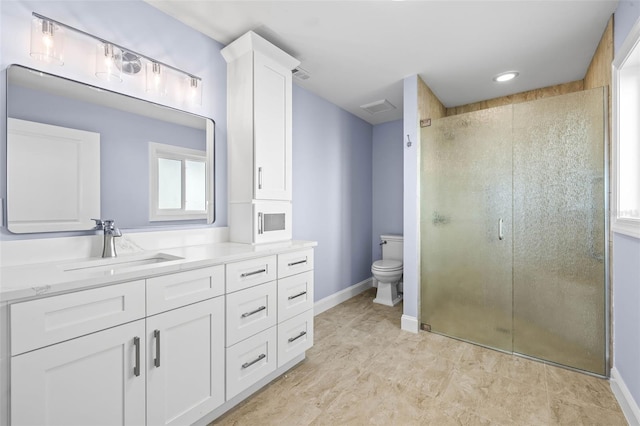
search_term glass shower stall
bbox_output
[420,88,607,376]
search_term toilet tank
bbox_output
[381,234,403,261]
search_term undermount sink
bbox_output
[61,253,184,274]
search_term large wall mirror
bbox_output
[6,65,215,234]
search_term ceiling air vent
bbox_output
[360,99,396,115]
[292,67,310,81]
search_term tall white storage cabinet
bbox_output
[222,31,300,244]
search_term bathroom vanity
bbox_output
[0,239,315,426]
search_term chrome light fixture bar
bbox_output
[31,12,202,104]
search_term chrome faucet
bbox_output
[93,219,122,258]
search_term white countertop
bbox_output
[0,240,317,303]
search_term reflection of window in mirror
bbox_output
[150,142,207,221]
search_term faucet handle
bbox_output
[92,218,105,229]
[103,220,122,237]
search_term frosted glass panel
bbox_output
[421,106,514,352]
[512,88,606,375]
[158,158,181,209]
[185,160,206,211]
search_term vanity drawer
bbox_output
[226,255,276,293]
[10,280,145,356]
[278,270,314,322]
[277,249,314,278]
[146,265,225,315]
[277,309,314,368]
[226,326,277,400]
[226,281,277,346]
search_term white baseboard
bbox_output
[610,367,640,426]
[314,277,373,315]
[401,314,419,333]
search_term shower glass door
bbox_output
[512,88,606,375]
[420,88,606,375]
[420,106,514,352]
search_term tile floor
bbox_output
[213,288,627,425]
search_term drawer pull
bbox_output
[242,353,266,369]
[133,337,141,377]
[154,330,161,368]
[288,259,307,267]
[241,268,267,278]
[288,291,307,300]
[288,331,307,343]
[241,305,266,318]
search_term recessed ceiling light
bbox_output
[493,71,519,82]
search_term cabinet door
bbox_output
[254,201,292,244]
[146,297,225,426]
[11,320,146,426]
[253,51,292,201]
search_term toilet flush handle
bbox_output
[380,240,387,246]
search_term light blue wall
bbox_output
[614,0,640,52]
[612,1,640,416]
[292,85,373,302]
[371,119,403,261]
[402,75,419,323]
[0,0,227,238]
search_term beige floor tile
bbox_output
[545,364,621,411]
[549,395,628,425]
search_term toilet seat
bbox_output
[372,259,403,272]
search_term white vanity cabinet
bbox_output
[4,244,315,426]
[222,31,300,244]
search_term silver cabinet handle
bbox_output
[288,291,307,300]
[288,259,307,267]
[241,268,266,278]
[258,212,263,235]
[242,353,266,369]
[154,330,161,368]
[258,167,263,190]
[241,305,266,318]
[288,331,307,343]
[133,337,140,377]
[498,218,504,241]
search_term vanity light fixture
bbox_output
[493,71,519,82]
[29,12,203,105]
[30,15,64,65]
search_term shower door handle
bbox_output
[498,218,504,241]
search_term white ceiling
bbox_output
[147,0,618,125]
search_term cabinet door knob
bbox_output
[288,331,307,343]
[241,305,267,318]
[154,330,161,368]
[288,291,307,300]
[242,353,266,369]
[133,337,141,377]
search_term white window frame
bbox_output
[612,17,640,238]
[149,142,208,221]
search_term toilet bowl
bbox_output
[371,235,403,306]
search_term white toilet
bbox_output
[371,234,403,306]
